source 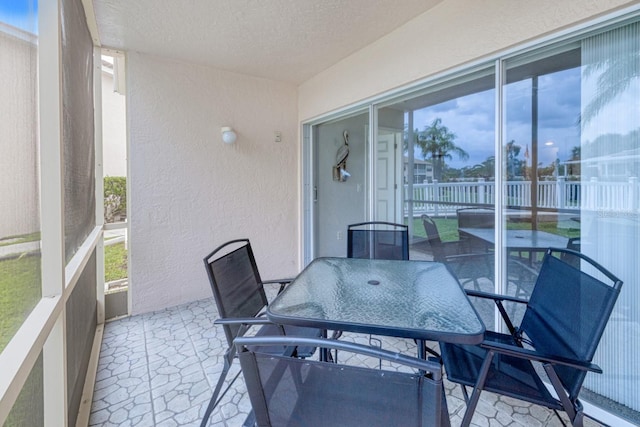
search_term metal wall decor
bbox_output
[333,130,351,181]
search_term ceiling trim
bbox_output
[81,0,100,46]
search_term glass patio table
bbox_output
[458,227,568,265]
[458,227,568,251]
[267,257,485,358]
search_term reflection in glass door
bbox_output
[302,16,640,422]
[374,127,402,223]
[377,68,497,326]
[502,47,582,325]
[503,21,640,419]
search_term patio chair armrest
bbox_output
[262,278,293,285]
[214,317,274,326]
[465,289,529,305]
[262,278,294,294]
[481,340,603,373]
[445,252,491,262]
[464,290,528,337]
[235,336,442,379]
[440,240,465,256]
[507,257,539,275]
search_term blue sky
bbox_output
[0,0,38,33]
[409,67,582,170]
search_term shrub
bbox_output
[104,176,126,222]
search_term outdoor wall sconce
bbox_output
[221,126,237,144]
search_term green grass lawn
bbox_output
[409,217,465,242]
[4,354,43,426]
[408,215,580,264]
[105,241,128,282]
[0,232,40,248]
[0,241,127,354]
[408,216,580,242]
[0,254,41,353]
[0,237,125,423]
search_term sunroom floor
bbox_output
[89,295,604,427]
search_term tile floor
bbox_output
[89,291,606,427]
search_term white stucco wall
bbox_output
[102,70,127,177]
[127,53,299,314]
[126,0,637,314]
[0,28,39,238]
[298,0,637,121]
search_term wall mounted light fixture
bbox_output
[221,126,237,144]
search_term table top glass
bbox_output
[458,228,568,250]
[267,257,485,345]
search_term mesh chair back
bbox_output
[347,221,409,260]
[238,337,442,427]
[203,239,269,346]
[566,237,581,251]
[521,248,622,398]
[561,237,581,268]
[421,215,446,262]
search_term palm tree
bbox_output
[505,140,523,180]
[416,118,469,181]
[580,49,640,126]
[477,156,495,179]
[568,146,581,176]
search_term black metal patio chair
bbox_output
[562,236,581,268]
[456,207,494,253]
[199,239,321,427]
[439,247,623,427]
[236,336,446,427]
[421,214,493,290]
[347,221,409,260]
[421,214,464,263]
[344,221,409,348]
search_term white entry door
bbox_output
[376,130,402,222]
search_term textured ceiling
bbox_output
[91,0,443,84]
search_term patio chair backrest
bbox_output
[521,248,622,399]
[566,237,580,251]
[421,214,447,262]
[203,239,269,347]
[347,221,409,260]
[236,336,443,427]
[560,237,581,268]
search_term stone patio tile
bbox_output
[89,298,607,427]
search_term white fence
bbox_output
[405,177,640,216]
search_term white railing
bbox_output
[405,177,640,216]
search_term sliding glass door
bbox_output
[377,68,498,328]
[303,14,640,423]
[577,21,639,416]
[503,20,640,419]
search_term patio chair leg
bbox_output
[441,386,452,427]
[425,344,441,358]
[460,350,494,427]
[369,336,382,369]
[242,410,256,427]
[552,409,569,427]
[460,385,469,403]
[200,358,239,427]
[544,364,581,426]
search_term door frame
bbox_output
[302,117,403,265]
[373,126,403,223]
